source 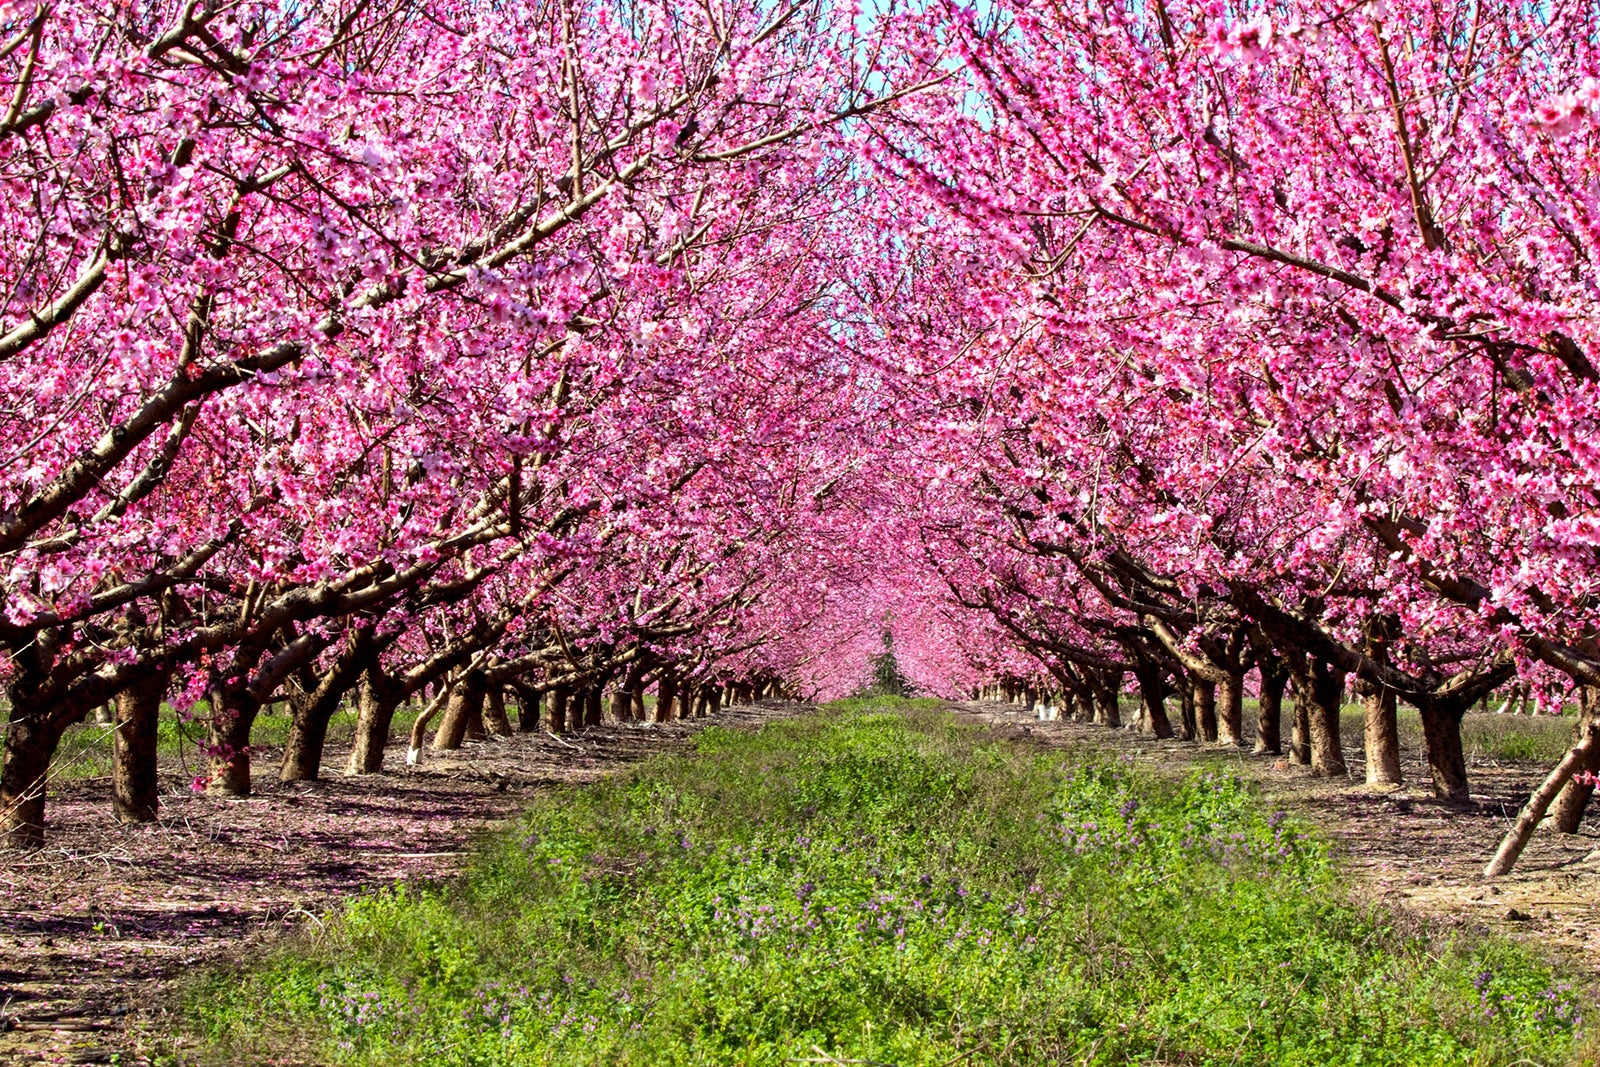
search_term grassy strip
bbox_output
[169,698,1589,1066]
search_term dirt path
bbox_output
[954,700,1600,982]
[0,701,807,1065]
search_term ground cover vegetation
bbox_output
[175,703,1589,1066]
[6,0,1600,1055]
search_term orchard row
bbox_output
[3,0,1599,877]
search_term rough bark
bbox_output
[349,671,403,775]
[1092,670,1122,728]
[0,713,66,848]
[1288,687,1311,765]
[113,669,168,823]
[609,685,633,724]
[1133,665,1175,739]
[1305,658,1348,778]
[433,670,487,751]
[1176,677,1197,741]
[1253,656,1287,756]
[514,686,542,733]
[483,687,513,736]
[1362,683,1402,786]
[1552,689,1600,832]
[1216,671,1245,747]
[1195,678,1218,743]
[1416,699,1471,802]
[1486,717,1600,877]
[583,685,604,729]
[548,687,569,734]
[282,683,360,783]
[1361,622,1402,786]
[655,675,677,724]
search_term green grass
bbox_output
[169,699,1590,1066]
[41,703,422,785]
[1325,704,1576,766]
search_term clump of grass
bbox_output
[172,700,1589,1066]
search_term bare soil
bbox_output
[0,701,806,1065]
[955,701,1600,984]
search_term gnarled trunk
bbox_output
[1416,699,1471,802]
[1133,665,1174,739]
[655,675,677,723]
[1487,717,1600,877]
[1092,670,1122,728]
[1253,660,1287,756]
[583,685,604,729]
[1553,689,1600,832]
[1216,671,1245,747]
[0,711,68,848]
[433,670,487,751]
[483,687,513,736]
[514,686,542,733]
[1195,678,1218,743]
[1177,678,1197,741]
[1362,683,1402,786]
[114,669,168,823]
[1289,683,1312,766]
[1305,659,1347,778]
[206,687,260,797]
[348,672,402,775]
[547,687,569,734]
[609,685,633,723]
[281,693,343,783]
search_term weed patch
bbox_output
[173,700,1589,1066]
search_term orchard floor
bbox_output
[0,701,808,1065]
[5,698,1596,1065]
[957,700,1600,983]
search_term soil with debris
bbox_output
[0,701,808,1065]
[956,700,1600,985]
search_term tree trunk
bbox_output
[609,685,633,723]
[1486,717,1600,877]
[1552,689,1600,832]
[1254,662,1287,756]
[548,687,569,734]
[1289,682,1312,765]
[281,696,336,783]
[205,680,260,798]
[1305,659,1347,778]
[433,670,487,751]
[463,698,487,741]
[1195,678,1218,743]
[1416,699,1471,802]
[0,712,67,848]
[113,670,168,823]
[583,685,604,729]
[483,688,513,736]
[1133,666,1174,739]
[1092,671,1122,728]
[1217,671,1245,747]
[708,686,723,715]
[515,686,542,733]
[1177,678,1197,741]
[656,675,677,723]
[348,673,402,775]
[1362,683,1402,786]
